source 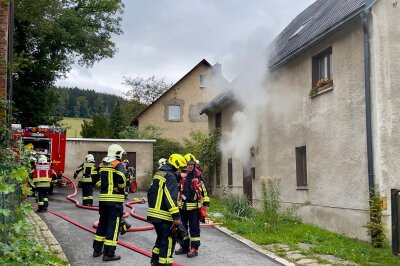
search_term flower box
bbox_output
[310,79,333,98]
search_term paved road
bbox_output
[38,186,281,266]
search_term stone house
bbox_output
[201,0,400,242]
[133,59,228,143]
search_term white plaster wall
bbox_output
[208,21,374,240]
[65,139,154,188]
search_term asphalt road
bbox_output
[38,186,281,266]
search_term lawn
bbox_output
[61,117,90,138]
[209,195,400,266]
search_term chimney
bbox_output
[212,63,222,77]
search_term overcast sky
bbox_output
[55,0,315,95]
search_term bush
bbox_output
[223,193,253,219]
[0,99,67,265]
[365,187,386,248]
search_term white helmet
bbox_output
[107,144,126,159]
[38,155,48,164]
[86,154,95,162]
[158,158,167,167]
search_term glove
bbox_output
[73,173,77,179]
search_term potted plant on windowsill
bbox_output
[309,78,333,98]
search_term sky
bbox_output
[55,0,315,96]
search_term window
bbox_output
[228,158,233,186]
[295,146,307,187]
[215,112,221,129]
[312,47,333,86]
[168,105,181,121]
[200,75,206,88]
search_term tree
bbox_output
[13,0,124,126]
[109,100,127,138]
[123,76,172,105]
[81,112,112,138]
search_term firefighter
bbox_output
[93,144,126,261]
[74,154,98,206]
[147,154,187,266]
[175,153,210,258]
[32,155,57,212]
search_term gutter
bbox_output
[361,3,375,199]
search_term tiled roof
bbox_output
[202,0,373,114]
[268,0,366,69]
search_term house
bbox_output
[201,0,400,243]
[133,59,228,143]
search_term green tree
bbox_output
[13,0,124,126]
[81,112,112,138]
[110,100,127,137]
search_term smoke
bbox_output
[220,47,271,166]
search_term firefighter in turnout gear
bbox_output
[93,144,126,262]
[147,154,187,266]
[175,153,210,258]
[32,155,57,212]
[74,154,98,206]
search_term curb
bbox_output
[27,211,70,265]
[214,225,295,266]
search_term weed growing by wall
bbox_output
[365,187,385,248]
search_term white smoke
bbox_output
[221,48,270,166]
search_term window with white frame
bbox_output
[200,75,206,88]
[168,105,181,121]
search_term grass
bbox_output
[209,196,400,266]
[60,117,90,138]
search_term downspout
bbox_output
[361,9,375,199]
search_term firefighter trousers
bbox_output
[81,182,93,205]
[180,208,200,251]
[93,202,123,257]
[36,186,50,211]
[151,221,176,266]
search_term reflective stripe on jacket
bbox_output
[147,164,180,222]
[178,170,210,210]
[97,159,126,203]
[32,163,53,184]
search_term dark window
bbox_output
[312,47,332,86]
[228,158,233,186]
[251,167,255,180]
[216,151,221,186]
[215,112,221,128]
[295,146,307,187]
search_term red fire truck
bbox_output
[12,124,67,181]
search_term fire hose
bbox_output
[46,176,221,265]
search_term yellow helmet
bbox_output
[168,154,187,169]
[107,144,126,159]
[184,153,196,164]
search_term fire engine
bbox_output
[12,124,67,182]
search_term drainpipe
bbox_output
[361,9,375,200]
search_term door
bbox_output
[243,167,253,202]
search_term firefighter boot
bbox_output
[175,247,189,255]
[187,247,198,258]
[93,251,102,257]
[102,255,121,261]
